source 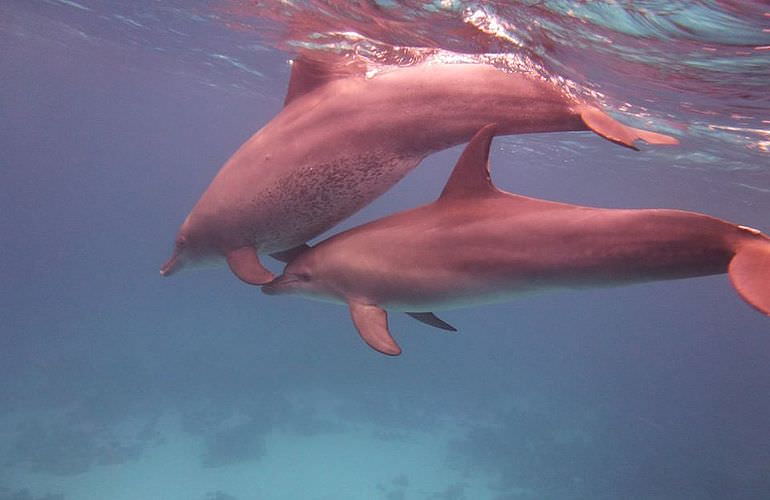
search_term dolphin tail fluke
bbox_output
[578,105,679,150]
[626,126,680,147]
[728,239,770,316]
[349,302,401,356]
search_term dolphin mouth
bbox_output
[261,275,298,295]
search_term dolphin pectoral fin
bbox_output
[226,247,275,285]
[348,302,401,356]
[405,312,458,332]
[270,244,311,264]
[728,240,770,316]
[578,106,679,150]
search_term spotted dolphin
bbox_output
[161,54,678,285]
[262,125,769,356]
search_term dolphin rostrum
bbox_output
[262,124,769,356]
[161,54,678,285]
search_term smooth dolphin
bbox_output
[262,125,769,356]
[161,54,678,285]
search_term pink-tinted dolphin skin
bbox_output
[161,54,678,285]
[262,125,769,356]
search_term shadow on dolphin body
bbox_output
[161,52,678,285]
[262,124,769,356]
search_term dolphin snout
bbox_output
[160,252,182,277]
[261,284,280,295]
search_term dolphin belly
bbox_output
[247,153,423,253]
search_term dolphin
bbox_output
[262,124,769,356]
[161,54,678,285]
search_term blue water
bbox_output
[1,1,769,499]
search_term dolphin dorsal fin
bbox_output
[284,54,364,106]
[438,124,501,201]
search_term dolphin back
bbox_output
[729,235,770,315]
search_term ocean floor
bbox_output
[0,394,507,500]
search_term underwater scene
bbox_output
[1,1,769,499]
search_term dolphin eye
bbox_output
[296,272,311,282]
